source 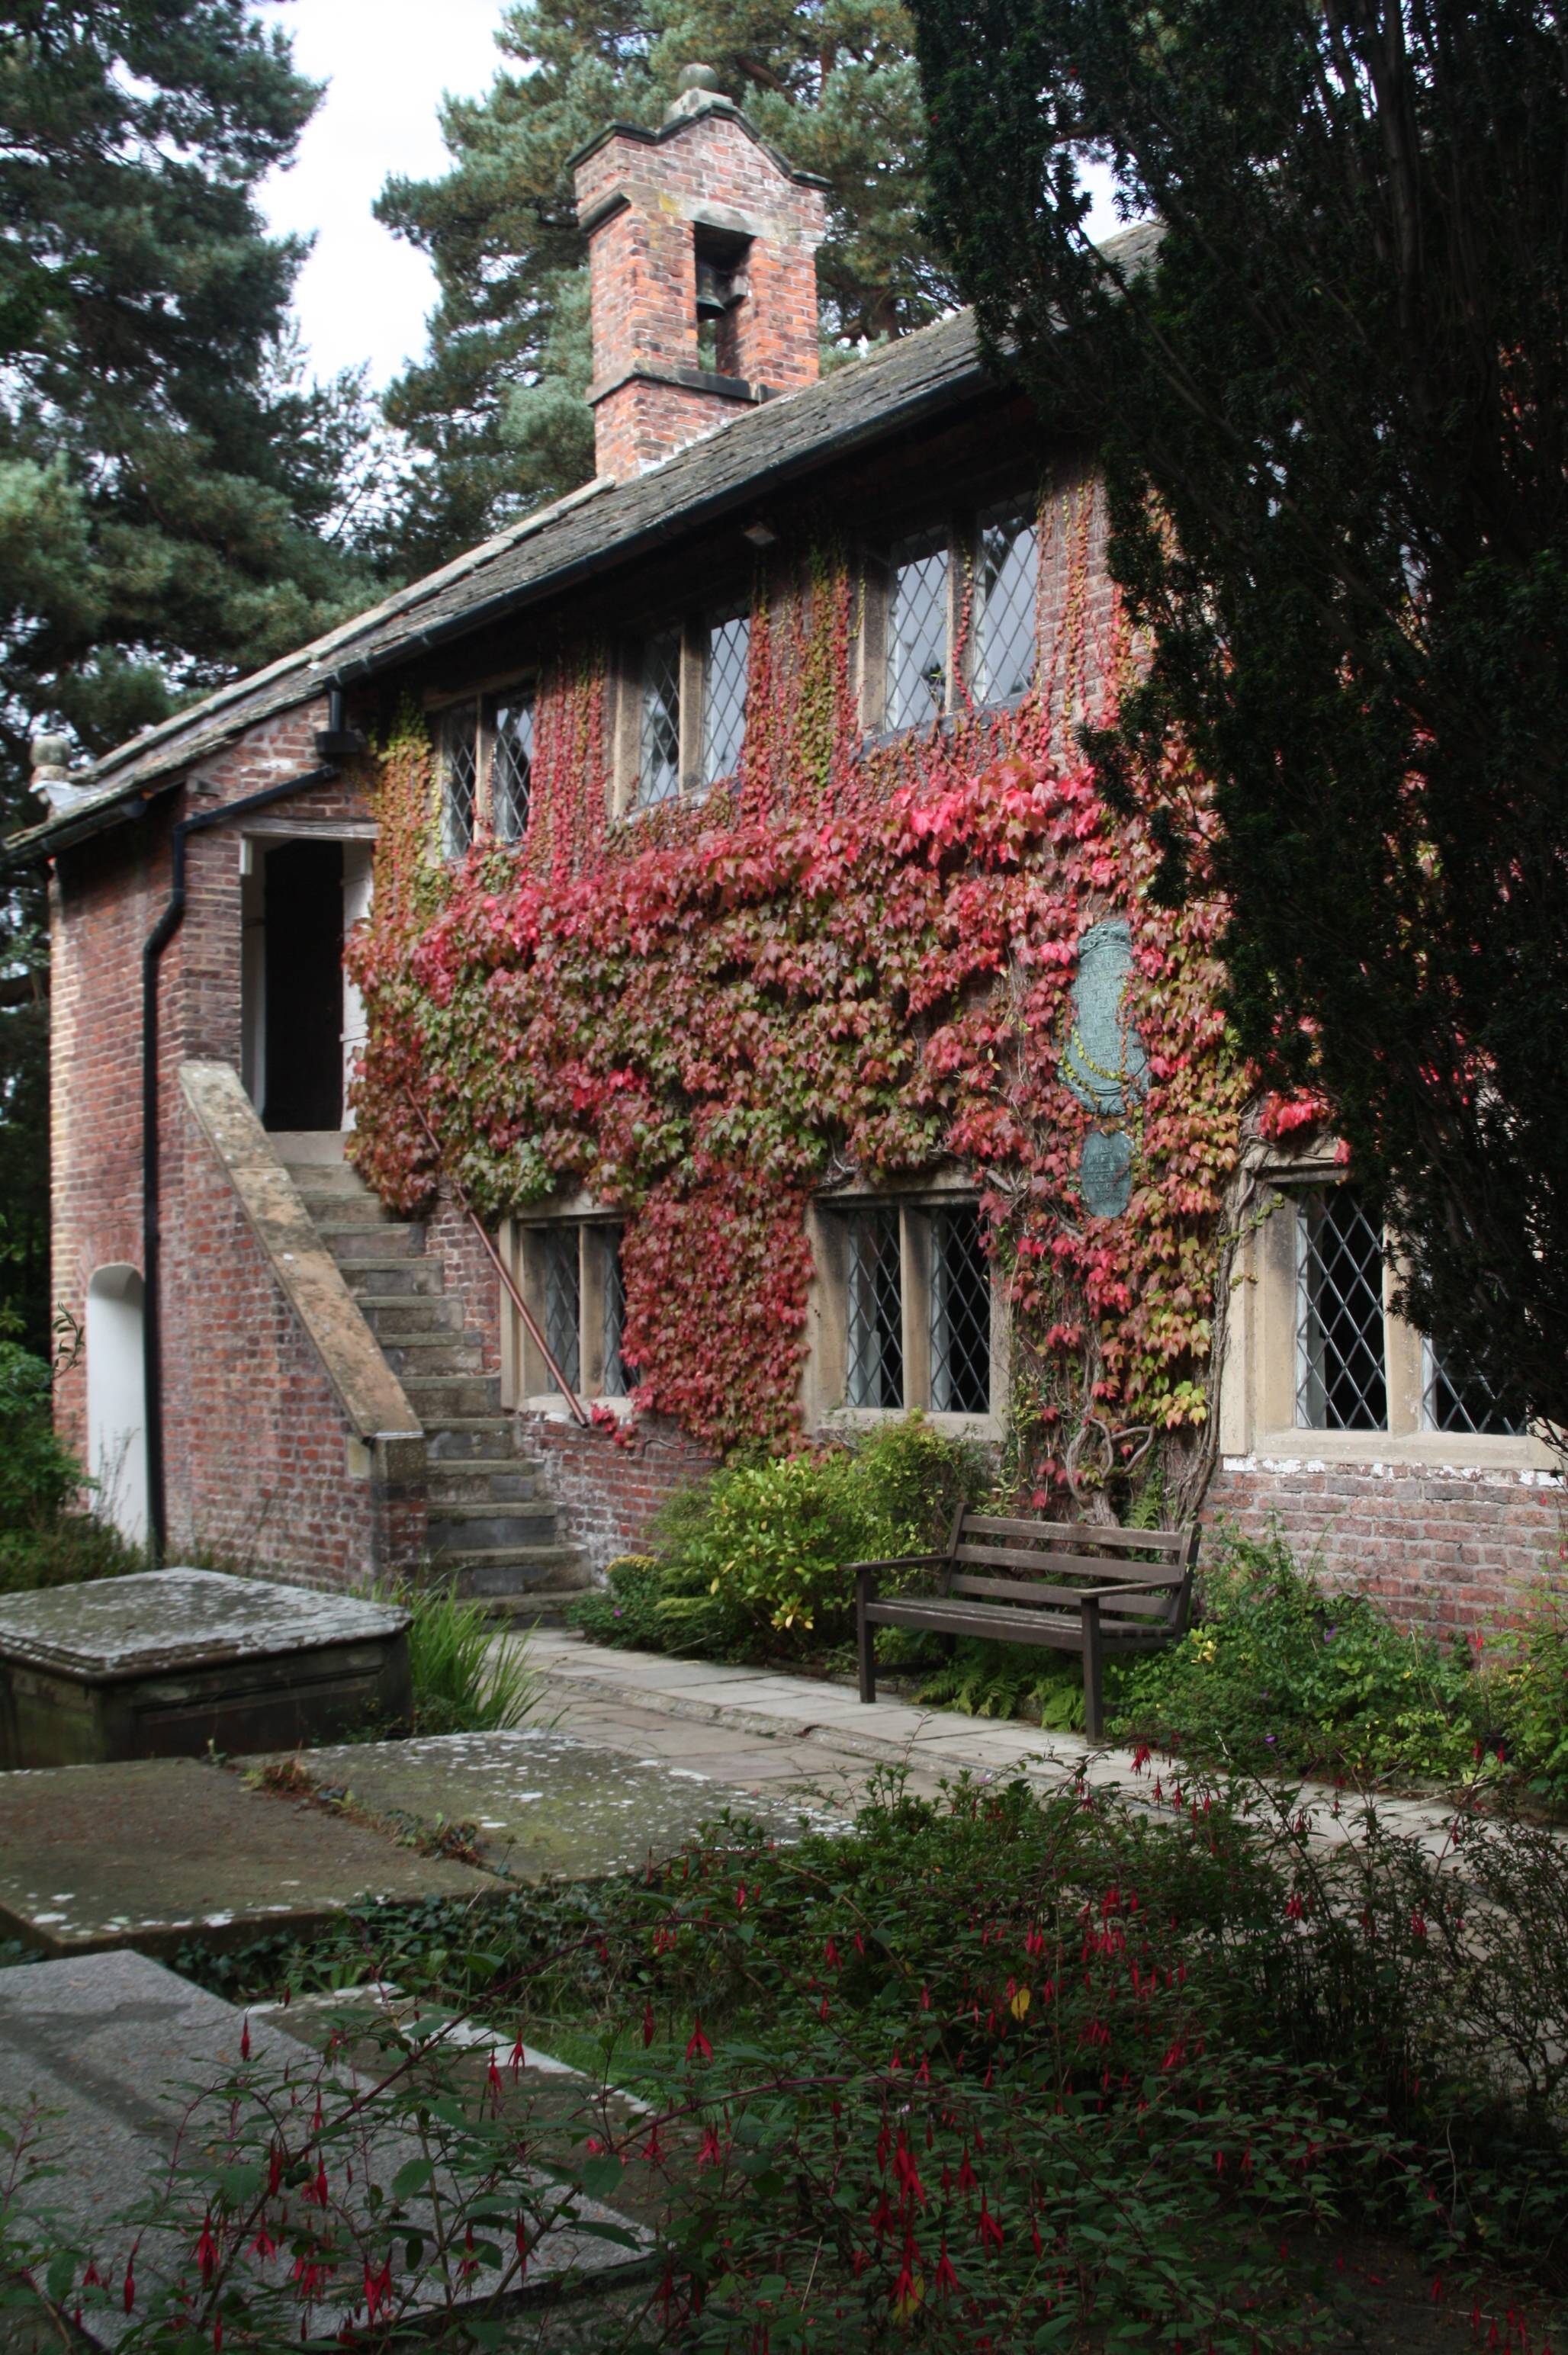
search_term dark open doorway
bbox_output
[262,838,344,1131]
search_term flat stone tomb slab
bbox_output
[0,1949,650,2348]
[0,1756,494,1957]
[296,1727,842,1878]
[0,1568,412,1769]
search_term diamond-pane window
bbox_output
[638,631,682,807]
[930,1206,990,1414]
[491,696,533,843]
[603,1227,639,1399]
[845,1210,903,1409]
[975,501,1039,705]
[705,613,750,785]
[1295,1187,1386,1429]
[1422,1340,1525,1435]
[542,1228,580,1395]
[439,701,478,863]
[887,531,949,728]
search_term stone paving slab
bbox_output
[291,1726,840,1878]
[0,1757,496,1956]
[0,1949,649,2347]
[523,1628,1494,1860]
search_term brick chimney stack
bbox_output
[572,66,828,481]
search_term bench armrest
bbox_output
[842,1552,946,1576]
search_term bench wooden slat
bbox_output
[864,1598,1175,1652]
[952,1541,1181,1583]
[962,1515,1188,1555]
[947,1573,1177,1618]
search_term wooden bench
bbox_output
[850,1507,1200,1739]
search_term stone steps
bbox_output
[339,1258,444,1298]
[355,1293,464,1336]
[317,1221,426,1261]
[281,1144,588,1612]
[378,1333,487,1379]
[398,1371,500,1420]
[426,1458,539,1503]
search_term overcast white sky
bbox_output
[257,1,1123,396]
[259,0,510,390]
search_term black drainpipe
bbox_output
[142,761,339,1558]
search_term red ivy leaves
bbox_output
[345,523,1247,1465]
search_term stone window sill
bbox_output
[822,1406,1002,1444]
[1239,1427,1560,1478]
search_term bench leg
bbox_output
[1081,1596,1104,1741]
[856,1571,876,1704]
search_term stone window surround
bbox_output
[603,490,1046,811]
[426,672,537,850]
[499,1209,632,1415]
[852,497,1042,739]
[807,1171,1007,1441]
[496,1171,1008,1440]
[611,612,750,816]
[1218,1141,1557,1473]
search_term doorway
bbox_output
[85,1266,147,1544]
[259,838,344,1130]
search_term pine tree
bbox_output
[0,1,390,1345]
[377,0,947,570]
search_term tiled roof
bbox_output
[5,221,1161,863]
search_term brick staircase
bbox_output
[279,1147,589,1619]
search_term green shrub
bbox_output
[397,1585,540,1734]
[1112,1522,1488,1779]
[568,1553,667,1649]
[914,1635,1091,1727]
[0,1339,146,1590]
[0,1341,83,1527]
[1487,1569,1568,1801]
[568,1415,990,1659]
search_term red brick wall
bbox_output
[49,707,386,1573]
[50,817,162,1460]
[593,378,757,484]
[522,1408,718,1573]
[576,104,824,479]
[1206,1457,1565,1634]
[425,1184,502,1375]
[159,1088,425,1586]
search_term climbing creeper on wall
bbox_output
[346,493,1250,1492]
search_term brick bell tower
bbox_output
[571,65,829,481]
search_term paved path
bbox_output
[522,1627,1480,1857]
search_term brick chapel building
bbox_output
[8,72,1560,1627]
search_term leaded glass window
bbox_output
[1422,1340,1525,1436]
[845,1210,903,1409]
[542,1228,580,1395]
[491,696,533,843]
[975,501,1039,705]
[930,1206,990,1414]
[638,631,682,807]
[439,701,478,863]
[705,613,750,785]
[603,1226,637,1399]
[1295,1187,1386,1430]
[887,530,949,729]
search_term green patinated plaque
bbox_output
[1063,919,1146,1219]
[1079,1128,1134,1219]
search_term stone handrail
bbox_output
[178,1062,425,1483]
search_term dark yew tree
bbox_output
[912,0,1568,1437]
